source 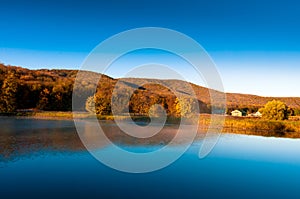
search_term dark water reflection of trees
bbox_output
[0,118,202,162]
[0,118,85,162]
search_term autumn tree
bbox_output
[94,91,112,115]
[175,97,199,118]
[259,100,289,120]
[0,72,19,112]
[111,89,131,115]
[50,82,73,111]
[85,95,96,113]
[149,104,166,117]
[37,88,50,110]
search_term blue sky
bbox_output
[0,0,300,97]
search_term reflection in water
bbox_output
[0,118,85,162]
[2,118,300,198]
[0,118,205,162]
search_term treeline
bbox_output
[0,72,74,112]
[1,63,300,115]
[0,64,91,112]
[0,64,211,115]
[85,83,206,117]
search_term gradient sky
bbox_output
[0,0,300,97]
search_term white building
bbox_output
[253,111,262,117]
[231,110,242,117]
[247,111,262,117]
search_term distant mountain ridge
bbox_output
[1,63,300,112]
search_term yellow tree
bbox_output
[0,72,18,113]
[259,100,289,120]
[94,91,112,115]
[175,97,198,118]
[85,95,96,113]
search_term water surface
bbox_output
[1,118,300,198]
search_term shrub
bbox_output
[259,100,289,120]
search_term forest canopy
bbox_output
[1,63,300,116]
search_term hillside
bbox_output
[0,63,300,114]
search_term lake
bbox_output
[1,117,300,198]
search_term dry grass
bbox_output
[198,114,300,138]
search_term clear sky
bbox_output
[0,0,300,97]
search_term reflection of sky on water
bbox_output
[2,118,300,165]
[1,136,300,198]
[206,134,300,165]
[1,119,300,198]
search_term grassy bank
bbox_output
[12,111,91,120]
[198,114,300,138]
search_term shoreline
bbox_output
[2,111,300,139]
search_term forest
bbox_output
[1,63,300,116]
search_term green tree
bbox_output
[0,72,18,113]
[259,100,289,120]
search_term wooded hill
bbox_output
[1,63,300,114]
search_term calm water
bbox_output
[1,118,300,198]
